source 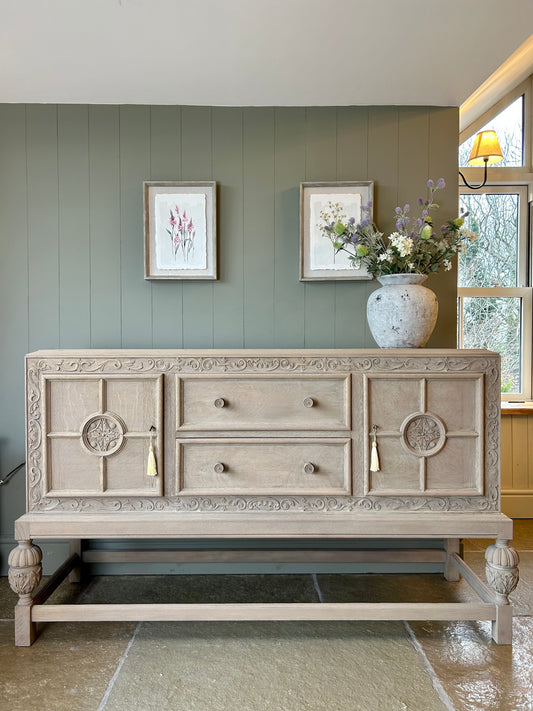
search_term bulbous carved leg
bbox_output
[8,540,42,646]
[485,539,519,645]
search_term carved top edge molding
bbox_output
[26,353,499,376]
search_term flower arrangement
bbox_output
[318,179,477,278]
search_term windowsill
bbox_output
[501,401,533,415]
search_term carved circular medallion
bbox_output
[400,412,446,457]
[81,412,125,456]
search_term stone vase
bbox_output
[366,273,438,348]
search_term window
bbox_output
[458,83,532,400]
[457,187,531,398]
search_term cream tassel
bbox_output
[370,425,380,472]
[147,428,158,477]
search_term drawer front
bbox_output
[177,438,351,495]
[178,375,350,430]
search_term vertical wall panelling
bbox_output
[500,416,513,491]
[27,105,60,351]
[243,109,276,347]
[149,106,184,348]
[88,105,121,347]
[212,108,245,348]
[0,105,29,548]
[58,105,91,347]
[119,106,152,347]
[367,108,400,235]
[274,108,306,348]
[512,417,530,490]
[304,108,337,348]
[181,107,214,348]
[427,107,459,348]
[335,107,370,347]
[501,413,533,517]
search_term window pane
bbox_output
[458,192,520,288]
[459,96,523,167]
[462,297,521,393]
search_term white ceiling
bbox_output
[1,0,533,107]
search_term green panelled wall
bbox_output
[0,104,459,573]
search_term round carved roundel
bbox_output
[400,412,446,457]
[81,412,125,456]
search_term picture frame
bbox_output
[300,181,374,281]
[144,181,217,280]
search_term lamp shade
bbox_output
[468,130,503,166]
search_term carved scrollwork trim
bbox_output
[32,491,499,514]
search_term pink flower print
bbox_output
[169,209,176,226]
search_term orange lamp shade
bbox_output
[468,130,503,166]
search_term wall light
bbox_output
[459,130,503,189]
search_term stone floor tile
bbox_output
[0,619,136,711]
[102,620,449,711]
[317,572,477,605]
[76,573,319,605]
[408,616,533,711]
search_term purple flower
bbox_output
[427,179,434,188]
[349,217,355,224]
[395,207,402,215]
[437,178,446,189]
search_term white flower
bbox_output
[444,259,452,271]
[379,249,393,262]
[389,232,414,257]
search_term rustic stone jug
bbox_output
[366,273,438,348]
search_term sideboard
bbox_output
[8,349,519,645]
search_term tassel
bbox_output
[370,425,380,472]
[147,428,158,477]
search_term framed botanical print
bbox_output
[300,181,374,280]
[144,181,217,280]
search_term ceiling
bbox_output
[1,0,533,108]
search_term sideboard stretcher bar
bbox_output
[9,349,519,646]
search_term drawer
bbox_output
[176,438,351,495]
[178,375,350,431]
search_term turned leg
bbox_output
[443,538,461,581]
[8,540,43,646]
[485,539,519,645]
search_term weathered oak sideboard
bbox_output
[9,349,519,645]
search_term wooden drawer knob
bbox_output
[214,398,226,408]
[303,397,315,408]
[214,462,226,474]
[303,462,316,474]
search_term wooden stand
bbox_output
[11,511,519,646]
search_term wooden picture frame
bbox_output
[300,181,374,281]
[144,181,217,280]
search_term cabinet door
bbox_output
[44,374,163,496]
[364,373,484,496]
